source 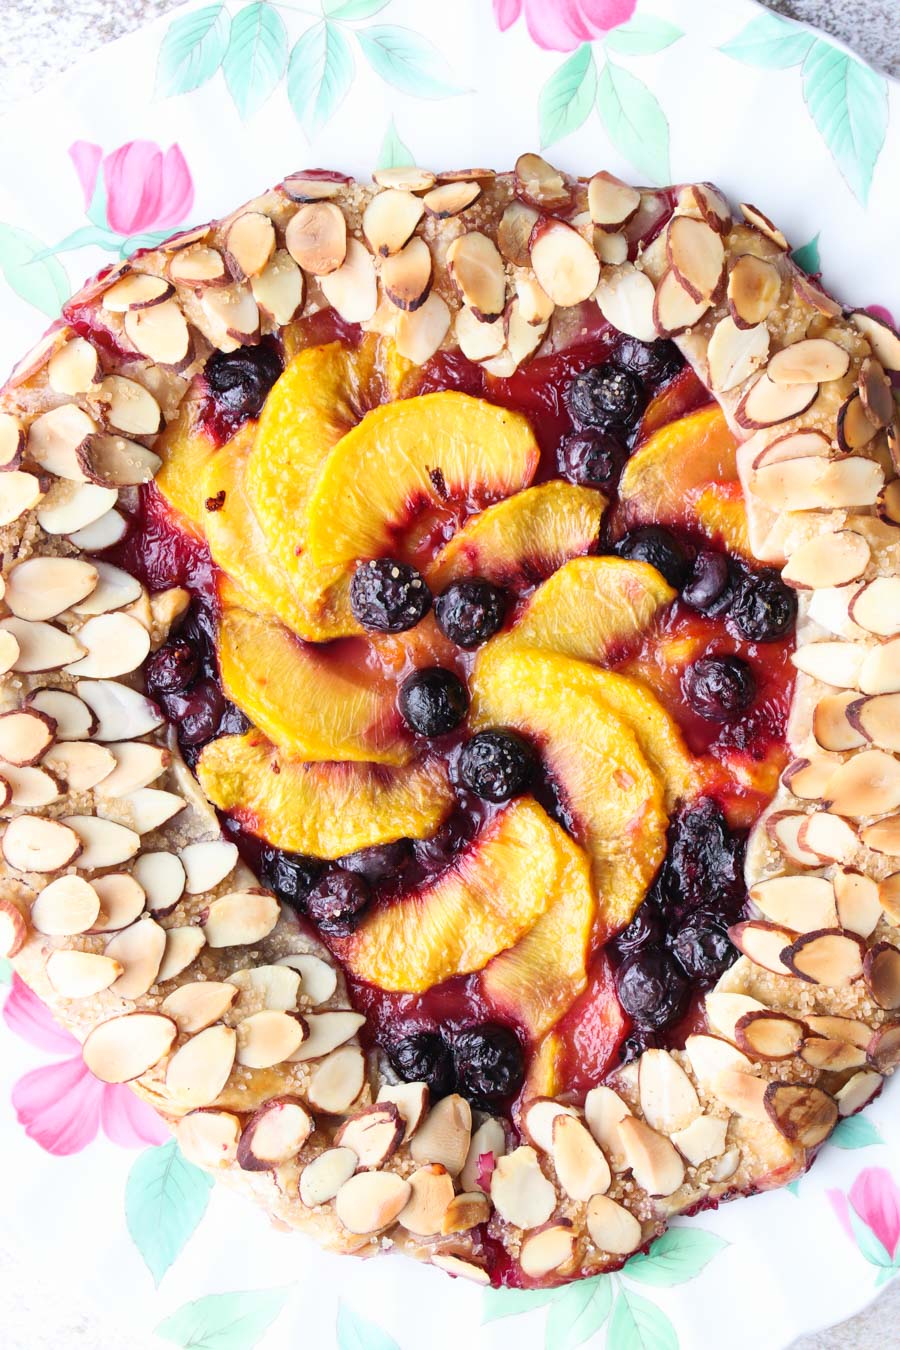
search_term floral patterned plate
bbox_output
[1,1,899,1347]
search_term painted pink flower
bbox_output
[3,975,168,1156]
[829,1168,900,1262]
[69,139,194,237]
[493,0,637,51]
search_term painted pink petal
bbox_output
[492,0,522,31]
[11,1055,103,1155]
[103,141,164,237]
[828,1188,855,1244]
[3,974,78,1055]
[522,0,590,50]
[100,1082,169,1148]
[154,145,195,231]
[850,1167,900,1260]
[576,0,637,35]
[69,141,103,211]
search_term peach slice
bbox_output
[340,798,562,992]
[156,405,251,532]
[426,482,605,592]
[218,604,411,766]
[197,732,454,858]
[471,648,667,934]
[693,481,752,558]
[619,404,739,528]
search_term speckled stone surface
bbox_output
[0,1,897,1346]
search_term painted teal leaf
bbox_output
[324,0,390,17]
[224,3,288,120]
[156,4,231,98]
[377,118,414,170]
[356,25,462,99]
[608,1288,678,1350]
[786,1178,802,1198]
[126,1139,212,1286]
[848,1205,894,1268]
[336,1301,400,1350]
[625,1227,727,1287]
[482,1285,559,1322]
[156,1288,290,1350]
[596,60,669,184]
[0,224,70,317]
[802,39,888,205]
[0,956,11,984]
[539,46,597,150]
[791,233,821,275]
[605,16,683,56]
[545,1277,612,1350]
[831,1115,884,1149]
[287,21,354,135]
[720,13,814,69]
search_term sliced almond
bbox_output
[783,531,870,590]
[460,1116,507,1193]
[849,578,900,638]
[863,942,900,1009]
[166,1024,237,1107]
[28,403,94,480]
[37,481,117,535]
[157,926,206,982]
[595,230,628,265]
[66,612,151,678]
[801,1037,867,1071]
[0,472,43,525]
[736,374,818,430]
[98,375,163,437]
[588,172,640,230]
[131,851,185,917]
[791,642,866,691]
[363,190,424,257]
[447,232,506,322]
[797,811,857,864]
[73,562,142,615]
[235,1009,307,1068]
[685,1033,753,1082]
[300,1147,358,1207]
[652,268,710,337]
[409,1093,471,1176]
[397,1163,455,1236]
[710,1068,769,1121]
[26,690,95,741]
[7,557,98,622]
[782,928,866,985]
[161,980,237,1034]
[519,1222,576,1279]
[251,249,305,325]
[739,203,788,248]
[0,630,20,676]
[8,619,90,672]
[441,1191,491,1234]
[285,201,346,276]
[117,787,185,835]
[861,814,900,855]
[764,1082,837,1146]
[455,305,506,361]
[95,742,169,798]
[63,815,139,869]
[836,1069,883,1116]
[670,1115,728,1167]
[851,310,900,370]
[710,1148,741,1182]
[319,239,377,324]
[89,872,146,933]
[806,1015,872,1048]
[832,868,882,937]
[31,874,98,936]
[375,1082,429,1142]
[867,1025,900,1072]
[768,338,850,385]
[766,810,824,867]
[837,391,880,453]
[0,412,24,469]
[423,181,481,219]
[180,839,238,895]
[617,1116,684,1197]
[523,1098,578,1153]
[490,1145,556,1228]
[46,949,122,998]
[707,316,769,392]
[227,965,300,1012]
[105,918,166,998]
[586,1193,642,1255]
[0,763,60,809]
[288,1009,365,1061]
[102,272,173,311]
[3,815,82,873]
[381,236,432,312]
[813,690,867,753]
[335,1171,411,1235]
[306,1045,366,1114]
[824,751,900,819]
[594,262,656,342]
[729,919,795,975]
[237,1097,314,1171]
[275,952,336,1007]
[198,287,260,348]
[728,254,781,328]
[83,1012,176,1083]
[880,872,900,923]
[683,182,732,233]
[734,1009,805,1059]
[0,709,56,766]
[177,1109,241,1169]
[859,638,900,695]
[666,215,725,302]
[515,153,569,208]
[224,211,275,279]
[530,218,599,307]
[282,171,348,201]
[0,898,27,957]
[373,166,435,191]
[202,890,279,947]
[552,1114,610,1201]
[390,292,450,364]
[497,201,539,268]
[638,1048,700,1132]
[705,991,767,1042]
[859,357,894,428]
[168,245,227,285]
[124,301,190,365]
[752,428,832,468]
[335,1103,404,1170]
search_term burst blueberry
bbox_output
[205,343,283,421]
[728,568,797,643]
[306,870,370,935]
[350,558,432,633]
[556,428,628,490]
[613,526,690,589]
[452,1024,524,1108]
[389,1030,456,1099]
[684,655,756,723]
[565,363,645,432]
[615,946,689,1029]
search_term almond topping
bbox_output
[168,245,227,285]
[519,1223,576,1279]
[0,898,28,957]
[529,218,599,306]
[46,950,122,998]
[586,1193,642,1255]
[782,928,866,985]
[652,268,710,337]
[863,942,900,1009]
[363,189,424,257]
[783,530,870,590]
[447,232,506,322]
[89,872,146,933]
[859,357,894,428]
[552,1114,611,1201]
[859,638,900,695]
[397,1164,455,1236]
[423,181,481,218]
[806,1015,872,1049]
[83,1012,176,1083]
[867,1025,900,1072]
[0,412,25,468]
[736,374,818,430]
[836,1070,883,1116]
[381,236,433,311]
[813,690,867,753]
[729,919,795,975]
[710,1069,769,1121]
[617,1116,684,1197]
[282,172,347,201]
[833,868,882,937]
[335,1171,411,1235]
[752,428,832,467]
[442,1191,491,1234]
[306,1045,366,1114]
[375,1082,429,1142]
[879,872,900,923]
[791,641,866,689]
[409,1093,471,1176]
[638,1048,700,1132]
[372,166,436,191]
[285,201,347,275]
[734,1010,805,1059]
[132,851,186,916]
[288,1010,365,1061]
[861,814,900,855]
[588,172,640,230]
[37,481,118,536]
[225,211,275,279]
[0,618,83,673]
[707,316,769,392]
[0,472,43,525]
[7,557,98,622]
[455,305,506,361]
[319,239,377,324]
[124,301,190,365]
[801,1038,867,1071]
[685,1034,753,1082]
[28,403,94,480]
[4,815,82,873]
[594,262,656,342]
[824,750,900,819]
[497,201,540,267]
[460,1116,507,1193]
[0,709,55,766]
[490,1145,556,1228]
[705,991,767,1041]
[335,1102,404,1170]
[766,809,824,868]
[391,292,451,364]
[764,1082,837,1146]
[768,338,850,385]
[728,254,781,327]
[666,215,725,301]
[235,1009,307,1068]
[102,272,173,311]
[161,980,237,1034]
[157,926,206,983]
[105,918,165,998]
[275,953,337,1007]
[740,202,788,248]
[670,1115,728,1167]
[48,337,100,394]
[202,890,279,947]
[522,1097,577,1151]
[850,310,900,371]
[181,840,238,894]
[300,1147,358,1207]
[797,811,857,864]
[251,250,305,325]
[63,815,139,869]
[848,578,900,638]
[166,1025,237,1107]
[515,153,569,208]
[177,1109,241,1169]
[236,1097,314,1171]
[98,375,163,436]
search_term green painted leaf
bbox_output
[156,4,231,98]
[356,24,462,99]
[625,1227,727,1287]
[336,1301,400,1350]
[608,1288,678,1350]
[596,60,670,184]
[224,3,288,120]
[848,1205,894,1268]
[126,1139,212,1286]
[786,1178,802,1198]
[287,21,354,135]
[802,39,888,205]
[377,118,414,170]
[324,0,390,18]
[831,1115,884,1149]
[481,1285,559,1323]
[605,16,683,56]
[0,956,11,984]
[719,13,814,69]
[156,1288,290,1350]
[791,233,821,275]
[539,46,596,150]
[545,1277,612,1350]
[0,224,70,317]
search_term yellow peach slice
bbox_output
[427,481,605,592]
[619,404,739,525]
[340,798,562,992]
[694,482,752,558]
[197,732,453,858]
[156,404,251,532]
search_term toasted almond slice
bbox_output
[46,949,122,998]
[849,578,900,637]
[199,286,261,347]
[285,201,346,275]
[64,815,139,869]
[28,404,94,480]
[132,851,186,916]
[157,925,206,982]
[652,267,710,337]
[73,562,142,616]
[618,1116,684,1197]
[749,874,837,931]
[319,239,377,324]
[442,1191,491,1235]
[37,481,117,536]
[2,619,84,673]
[0,471,43,525]
[851,310,900,370]
[813,690,867,753]
[275,952,337,1007]
[666,215,725,301]
[423,181,481,218]
[98,375,163,437]
[0,709,56,766]
[711,1068,769,1121]
[363,190,424,257]
[95,742,169,797]
[161,980,237,1034]
[282,171,348,201]
[839,393,880,458]
[729,919,795,975]
[519,1222,576,1278]
[447,232,506,322]
[586,1193,642,1255]
[0,898,27,956]
[588,172,640,230]
[32,874,98,934]
[287,1009,364,1061]
[480,299,547,376]
[460,1117,507,1193]
[224,211,275,279]
[84,1011,176,1083]
[391,292,451,363]
[764,1082,837,1146]
[727,254,781,328]
[736,374,818,430]
[498,201,540,267]
[375,1082,429,1142]
[638,1048,700,1132]
[808,587,865,644]
[203,890,279,947]
[381,236,432,312]
[300,1146,359,1206]
[739,202,788,248]
[552,1114,611,1201]
[595,230,628,264]
[124,301,190,365]
[118,787,185,835]
[228,965,300,1012]
[177,1108,241,1168]
[168,245,227,285]
[4,815,82,873]
[105,918,165,998]
[102,273,172,311]
[65,612,151,679]
[683,182,731,232]
[166,1025,237,1107]
[251,249,304,325]
[806,1015,872,1048]
[455,305,506,361]
[490,1144,556,1227]
[1,764,62,810]
[81,431,162,489]
[837,1069,884,1116]
[26,690,95,741]
[236,1009,307,1068]
[734,1009,805,1059]
[783,530,870,590]
[705,991,767,1042]
[880,872,900,923]
[581,1084,631,1172]
[862,814,900,855]
[409,1093,472,1175]
[685,1033,753,1082]
[670,1114,728,1167]
[7,557,98,622]
[335,1102,404,1171]
[710,1148,741,1181]
[707,316,769,392]
[515,153,569,207]
[594,262,656,342]
[180,839,238,894]
[373,166,436,191]
[831,868,882,937]
[42,741,114,792]
[752,428,832,468]
[0,412,24,469]
[801,1037,867,1071]
[307,1045,366,1114]
[824,750,900,819]
[89,872,145,933]
[530,218,599,307]
[796,811,857,864]
[335,1170,411,1235]
[859,356,894,428]
[863,942,900,1009]
[768,338,850,385]
[766,810,824,867]
[522,1098,578,1152]
[791,641,866,689]
[859,638,900,695]
[237,1097,314,1171]
[867,1024,900,1072]
[783,928,866,985]
[0,630,19,676]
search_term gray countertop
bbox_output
[0,1,898,1346]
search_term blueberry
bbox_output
[657,799,746,922]
[670,915,737,982]
[556,428,628,490]
[615,946,689,1029]
[684,655,756,723]
[682,550,733,614]
[614,526,690,589]
[619,1029,664,1066]
[259,847,323,907]
[205,343,282,421]
[216,700,252,738]
[413,814,477,873]
[350,558,432,633]
[389,1030,456,1099]
[452,1024,524,1108]
[611,899,664,958]
[613,337,682,385]
[565,363,645,432]
[457,730,534,802]
[339,840,410,880]
[399,667,468,737]
[306,870,370,935]
[163,677,224,746]
[728,568,797,643]
[145,640,198,695]
[434,580,506,649]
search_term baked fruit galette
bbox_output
[1,155,899,1288]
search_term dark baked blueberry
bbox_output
[729,568,797,643]
[619,1029,664,1066]
[615,946,689,1029]
[613,336,682,384]
[163,677,224,746]
[399,667,469,736]
[216,700,252,738]
[452,1024,524,1108]
[613,526,690,589]
[339,840,410,880]
[556,428,628,490]
[413,813,478,873]
[349,558,432,633]
[434,580,506,650]
[670,915,737,982]
[145,640,198,695]
[389,1030,456,1099]
[259,847,323,907]
[565,363,645,432]
[306,870,370,935]
[457,730,534,802]
[611,899,664,957]
[684,655,756,723]
[682,550,733,614]
[205,343,282,421]
[657,798,746,922]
